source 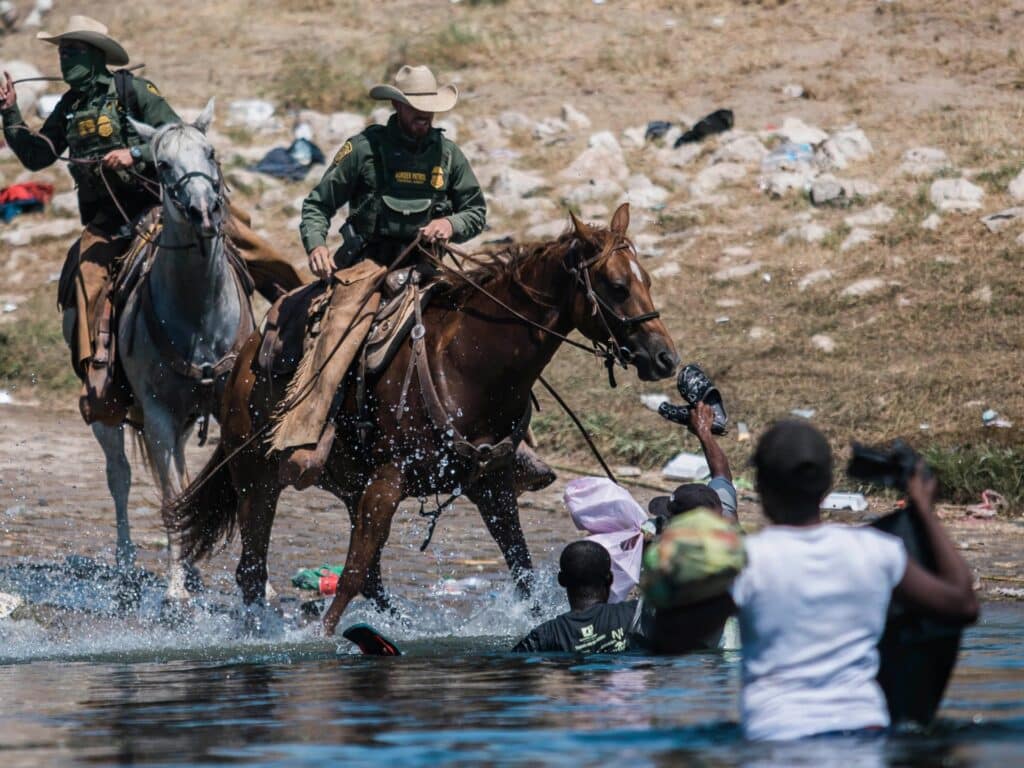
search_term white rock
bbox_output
[498,111,533,132]
[369,106,391,126]
[651,262,681,279]
[1007,168,1024,201]
[810,178,845,206]
[782,84,805,99]
[490,194,556,216]
[490,168,547,198]
[841,278,886,297]
[929,178,984,212]
[652,144,703,168]
[971,285,993,305]
[810,334,836,353]
[35,93,61,119]
[845,204,895,228]
[748,326,770,341]
[900,147,951,177]
[840,227,876,251]
[588,130,622,153]
[818,126,873,169]
[622,126,647,148]
[0,217,79,247]
[50,191,78,217]
[798,269,834,291]
[525,219,567,240]
[711,134,767,165]
[781,222,829,244]
[760,170,810,197]
[632,233,665,256]
[1,61,46,114]
[620,175,669,209]
[980,207,1024,233]
[652,167,688,190]
[712,261,763,282]
[227,99,276,131]
[435,118,458,142]
[560,131,628,185]
[563,179,624,205]
[226,168,280,194]
[843,179,880,198]
[921,213,942,230]
[723,245,752,258]
[561,103,592,130]
[326,112,366,142]
[533,117,569,140]
[692,162,747,193]
[777,117,828,145]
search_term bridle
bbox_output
[152,128,226,249]
[564,238,662,385]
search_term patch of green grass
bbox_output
[821,223,851,251]
[976,162,1022,192]
[0,289,78,395]
[924,444,1024,510]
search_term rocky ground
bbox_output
[1,1,1023,514]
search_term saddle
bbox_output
[257,265,443,380]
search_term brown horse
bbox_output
[173,203,678,634]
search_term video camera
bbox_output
[847,439,923,492]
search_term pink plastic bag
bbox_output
[564,477,648,603]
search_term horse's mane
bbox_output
[437,224,619,304]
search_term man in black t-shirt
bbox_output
[513,540,654,654]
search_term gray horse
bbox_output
[67,99,254,603]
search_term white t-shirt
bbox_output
[729,524,908,741]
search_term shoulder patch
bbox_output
[332,140,353,167]
[145,82,160,96]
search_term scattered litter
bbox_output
[821,492,868,512]
[762,273,772,282]
[0,390,14,405]
[674,109,734,147]
[782,84,805,99]
[982,409,1013,429]
[662,452,711,481]
[919,423,930,431]
[251,138,325,181]
[736,422,751,442]
[640,393,670,412]
[966,490,1008,518]
[614,465,642,478]
[994,587,1024,598]
[715,316,730,324]
[291,564,344,596]
[0,181,54,222]
[790,408,816,419]
[645,120,673,142]
[0,591,23,619]
[761,142,815,173]
[2,302,16,313]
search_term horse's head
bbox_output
[130,99,224,240]
[565,203,679,382]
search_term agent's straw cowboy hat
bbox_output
[369,65,458,113]
[36,15,130,67]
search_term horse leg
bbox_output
[467,469,534,598]
[234,472,282,609]
[321,465,402,635]
[91,422,134,572]
[142,406,192,602]
[336,492,391,612]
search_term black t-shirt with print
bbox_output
[512,599,654,654]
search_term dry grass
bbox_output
[2,1,1024,507]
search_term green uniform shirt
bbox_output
[300,114,486,254]
[1,71,180,227]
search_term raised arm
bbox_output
[690,401,731,481]
[1,73,70,171]
[892,465,978,623]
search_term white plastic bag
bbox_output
[564,477,648,603]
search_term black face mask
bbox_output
[61,47,105,90]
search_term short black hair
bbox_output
[753,420,832,523]
[558,540,612,591]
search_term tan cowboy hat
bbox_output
[36,15,130,67]
[369,65,458,113]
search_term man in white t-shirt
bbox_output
[729,420,978,741]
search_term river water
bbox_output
[1,562,1021,768]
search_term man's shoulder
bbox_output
[327,131,374,170]
[129,76,165,99]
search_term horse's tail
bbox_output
[169,443,238,562]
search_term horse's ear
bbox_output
[610,203,630,235]
[128,117,158,143]
[194,98,216,134]
[569,209,591,240]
